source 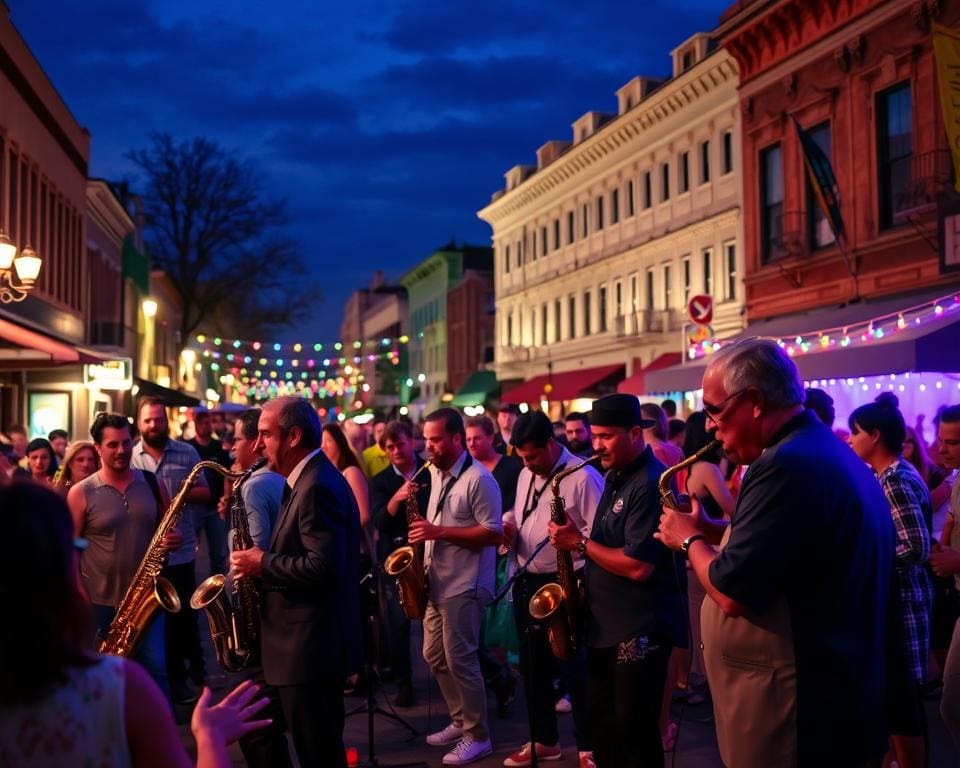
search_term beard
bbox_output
[568,438,590,454]
[141,429,169,449]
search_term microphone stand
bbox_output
[490,536,551,768]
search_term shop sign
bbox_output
[84,358,133,391]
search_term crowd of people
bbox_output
[5,338,960,767]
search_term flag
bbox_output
[933,23,960,193]
[792,115,844,241]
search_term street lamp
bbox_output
[0,230,42,303]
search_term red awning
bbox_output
[617,353,683,396]
[0,317,82,362]
[501,364,624,403]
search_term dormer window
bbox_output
[682,50,694,71]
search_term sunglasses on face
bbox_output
[703,389,749,423]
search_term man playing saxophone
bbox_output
[67,412,181,704]
[502,411,602,768]
[226,408,292,768]
[548,394,685,768]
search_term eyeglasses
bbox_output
[703,389,749,424]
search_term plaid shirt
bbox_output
[878,458,934,683]
[131,438,207,567]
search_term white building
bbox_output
[478,34,745,409]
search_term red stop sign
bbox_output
[688,294,713,324]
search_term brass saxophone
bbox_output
[99,460,241,657]
[190,457,267,671]
[529,453,601,660]
[658,440,722,510]
[383,460,431,620]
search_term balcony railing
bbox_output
[762,209,806,263]
[890,149,955,223]
[614,309,683,338]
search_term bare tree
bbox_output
[127,133,317,354]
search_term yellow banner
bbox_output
[934,23,960,193]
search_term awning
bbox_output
[0,317,111,370]
[617,353,683,396]
[451,370,499,407]
[501,364,624,404]
[133,377,201,407]
[645,285,960,393]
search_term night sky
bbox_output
[10,0,731,341]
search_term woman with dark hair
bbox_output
[0,482,270,767]
[848,393,933,768]
[661,411,735,751]
[26,437,58,486]
[322,422,374,561]
[53,440,99,495]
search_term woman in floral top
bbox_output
[849,392,933,768]
[0,482,270,768]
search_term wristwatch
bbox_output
[575,537,589,558]
[680,533,705,556]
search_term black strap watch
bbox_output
[680,533,705,556]
[575,537,588,558]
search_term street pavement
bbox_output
[175,544,960,767]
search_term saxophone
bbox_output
[383,460,431,620]
[190,457,267,671]
[529,453,601,660]
[658,440,722,511]
[99,460,241,657]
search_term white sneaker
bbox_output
[554,694,572,713]
[427,722,464,746]
[443,737,494,765]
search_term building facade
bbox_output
[718,0,960,318]
[446,267,495,394]
[399,244,492,414]
[478,33,744,408]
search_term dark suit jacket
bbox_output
[260,450,361,686]
[370,457,432,563]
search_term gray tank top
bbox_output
[77,470,160,607]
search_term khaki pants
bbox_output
[423,594,489,741]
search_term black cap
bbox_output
[590,394,656,429]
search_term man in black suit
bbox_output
[231,396,361,768]
[370,419,431,707]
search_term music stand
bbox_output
[346,567,427,768]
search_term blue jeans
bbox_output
[91,602,172,706]
[195,504,228,575]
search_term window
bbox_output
[582,204,590,238]
[643,171,652,209]
[584,290,592,335]
[663,264,673,309]
[596,196,604,230]
[568,295,576,339]
[615,280,623,317]
[630,274,639,313]
[516,240,522,268]
[722,131,733,174]
[661,162,670,201]
[645,268,655,311]
[553,219,561,250]
[682,256,692,306]
[627,180,635,217]
[725,242,737,301]
[877,82,913,229]
[567,210,575,244]
[542,302,548,345]
[682,50,694,71]
[700,140,711,184]
[806,123,836,248]
[599,285,608,332]
[531,230,537,261]
[530,308,536,345]
[555,298,562,341]
[541,225,548,257]
[504,244,510,273]
[760,143,783,263]
[679,152,690,193]
[702,248,713,295]
[506,314,513,345]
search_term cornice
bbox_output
[477,52,740,227]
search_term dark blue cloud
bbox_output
[8,0,731,339]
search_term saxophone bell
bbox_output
[190,574,257,672]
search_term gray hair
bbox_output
[265,396,322,450]
[706,337,805,410]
